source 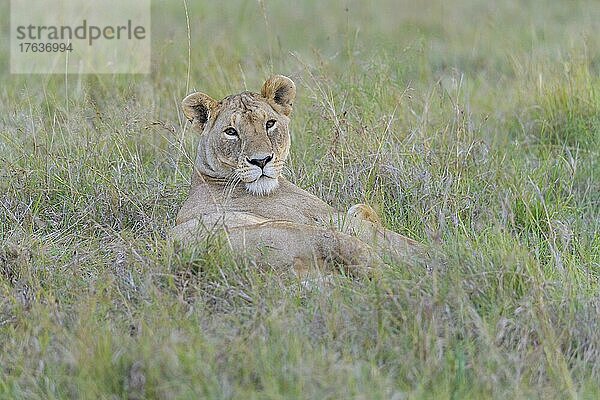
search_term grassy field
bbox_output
[1,0,600,398]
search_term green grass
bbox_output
[1,0,600,398]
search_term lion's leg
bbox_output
[172,218,383,277]
[227,221,383,276]
[340,204,419,263]
[347,203,382,224]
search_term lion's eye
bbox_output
[265,119,276,130]
[224,127,238,137]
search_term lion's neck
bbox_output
[191,170,229,187]
[190,171,290,200]
[190,171,260,198]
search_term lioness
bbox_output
[173,75,418,276]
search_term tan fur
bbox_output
[173,76,419,277]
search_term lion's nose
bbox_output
[247,154,273,169]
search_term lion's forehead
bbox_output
[222,92,271,114]
[231,109,267,126]
[210,93,271,129]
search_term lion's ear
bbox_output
[182,92,218,128]
[261,75,296,116]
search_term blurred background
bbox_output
[1,1,600,398]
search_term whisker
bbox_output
[222,172,237,193]
[228,177,242,201]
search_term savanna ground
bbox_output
[1,0,599,398]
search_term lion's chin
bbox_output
[245,176,279,196]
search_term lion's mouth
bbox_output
[245,175,279,196]
[237,166,278,183]
[256,172,276,180]
[235,160,283,195]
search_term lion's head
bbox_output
[182,75,296,196]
